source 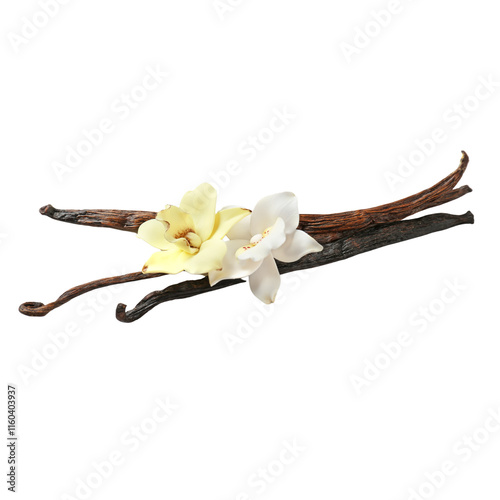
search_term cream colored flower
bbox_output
[139,183,250,275]
[209,192,323,303]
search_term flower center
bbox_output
[252,226,271,243]
[250,234,263,244]
[238,227,273,255]
[173,227,202,250]
[185,231,202,249]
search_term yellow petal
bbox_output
[157,205,196,243]
[142,248,192,274]
[210,208,251,240]
[179,183,217,241]
[183,239,227,274]
[167,237,199,255]
[137,219,175,251]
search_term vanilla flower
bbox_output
[139,183,250,275]
[209,192,323,303]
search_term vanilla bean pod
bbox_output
[19,271,164,317]
[38,205,155,233]
[298,151,470,243]
[20,152,473,321]
[115,211,474,323]
[18,208,473,320]
[38,153,471,245]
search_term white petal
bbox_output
[248,254,281,304]
[272,230,323,262]
[226,215,252,240]
[208,240,262,285]
[250,192,299,235]
[237,217,286,262]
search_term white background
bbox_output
[1,1,499,499]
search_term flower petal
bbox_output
[248,254,281,304]
[167,237,199,255]
[226,214,252,240]
[156,205,196,243]
[250,192,299,235]
[237,217,286,262]
[209,240,262,285]
[137,219,174,250]
[142,248,191,275]
[271,230,323,262]
[179,183,217,241]
[211,208,251,240]
[183,239,228,274]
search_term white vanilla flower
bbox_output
[209,192,323,303]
